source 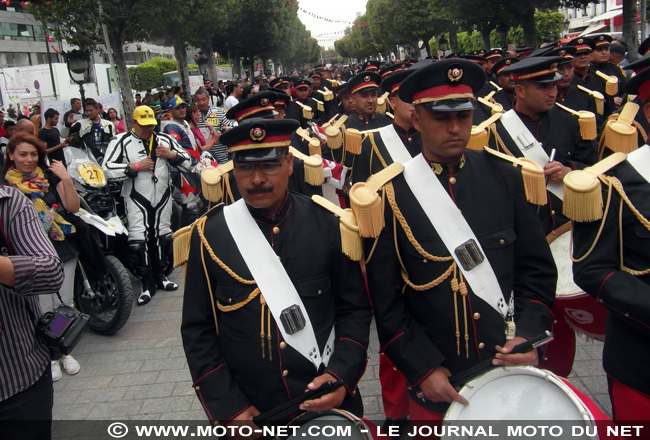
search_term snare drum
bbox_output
[540,227,607,376]
[285,409,377,440]
[443,366,598,440]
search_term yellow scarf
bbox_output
[5,167,75,241]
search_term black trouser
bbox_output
[0,366,53,440]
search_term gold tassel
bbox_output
[201,168,224,203]
[313,98,325,113]
[577,85,604,115]
[563,170,603,222]
[349,183,384,238]
[595,70,618,96]
[451,272,461,356]
[308,138,322,156]
[303,156,324,186]
[467,126,489,151]
[323,87,334,102]
[345,128,362,155]
[459,279,469,359]
[326,125,343,150]
[172,225,193,267]
[578,111,597,140]
[260,297,266,359]
[519,159,547,206]
[296,101,313,120]
[376,92,389,114]
[311,195,363,261]
[603,102,640,153]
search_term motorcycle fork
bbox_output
[77,261,96,300]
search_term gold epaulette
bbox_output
[312,98,325,112]
[483,146,546,206]
[385,112,394,119]
[343,126,362,155]
[594,70,618,96]
[349,162,404,238]
[467,113,503,151]
[201,161,234,203]
[563,152,627,222]
[289,146,324,186]
[325,114,347,150]
[295,101,313,120]
[554,102,597,140]
[376,91,390,114]
[312,195,363,261]
[600,102,640,156]
[576,85,605,115]
[296,127,322,156]
[172,203,224,267]
[317,87,335,101]
[489,81,502,92]
[477,92,504,115]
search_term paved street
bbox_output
[51,185,613,431]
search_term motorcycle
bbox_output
[64,146,133,335]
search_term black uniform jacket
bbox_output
[572,157,650,396]
[490,106,598,234]
[364,150,557,413]
[181,192,371,423]
[493,89,515,111]
[351,123,421,184]
[572,70,616,119]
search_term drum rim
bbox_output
[444,366,595,423]
[285,408,371,440]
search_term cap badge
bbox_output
[505,60,511,65]
[250,127,266,142]
[599,36,604,41]
[559,50,566,56]
[260,97,270,106]
[448,67,463,82]
[364,75,371,82]
[578,38,584,44]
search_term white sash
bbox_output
[402,154,508,318]
[223,199,335,369]
[626,144,650,184]
[376,125,414,165]
[500,109,564,200]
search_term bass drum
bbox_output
[285,409,376,440]
[443,366,598,439]
[539,226,607,377]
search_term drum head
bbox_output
[445,366,594,422]
[286,409,371,440]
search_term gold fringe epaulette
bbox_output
[295,127,323,156]
[172,203,224,267]
[595,70,619,96]
[599,102,640,157]
[349,162,404,238]
[325,114,348,150]
[483,146,547,206]
[295,101,313,120]
[289,146,324,186]
[576,85,605,115]
[467,113,503,151]
[376,91,390,114]
[554,102,597,141]
[312,98,325,113]
[563,152,627,222]
[344,127,363,155]
[312,195,363,261]
[201,161,234,203]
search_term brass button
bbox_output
[498,239,505,245]
[473,312,480,320]
[408,137,412,142]
[478,342,485,349]
[551,210,556,215]
[213,421,219,427]
[195,386,201,391]
[228,298,232,304]
[317,289,323,295]
[392,366,398,371]
[449,177,457,184]
[422,259,428,263]
[282,370,289,377]
[273,226,280,234]
[280,342,287,349]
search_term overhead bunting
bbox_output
[281,0,356,24]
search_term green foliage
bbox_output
[128,64,159,91]
[147,57,178,76]
[456,31,484,53]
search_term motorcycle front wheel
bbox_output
[74,255,133,335]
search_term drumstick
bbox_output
[253,379,343,425]
[537,148,557,214]
[444,331,555,389]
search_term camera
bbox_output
[37,304,90,355]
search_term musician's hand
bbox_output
[224,405,261,440]
[493,336,539,366]
[543,161,571,183]
[419,366,469,405]
[300,373,345,412]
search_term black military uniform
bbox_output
[363,59,556,416]
[590,34,627,95]
[181,119,371,424]
[345,72,392,131]
[491,57,519,111]
[491,57,598,234]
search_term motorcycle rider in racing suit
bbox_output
[103,106,191,305]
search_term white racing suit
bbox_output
[103,130,191,295]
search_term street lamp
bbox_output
[196,53,209,81]
[134,75,141,92]
[64,49,91,105]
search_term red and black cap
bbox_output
[361,60,382,72]
[269,76,291,88]
[222,118,300,163]
[461,54,486,65]
[533,46,576,65]
[398,58,486,113]
[485,49,505,60]
[515,47,535,57]
[493,57,520,76]
[267,88,290,107]
[623,55,650,74]
[624,65,650,103]
[381,69,415,96]
[379,62,410,79]
[310,70,323,79]
[567,37,596,54]
[334,83,351,98]
[226,91,278,123]
[591,34,613,48]
[445,52,462,59]
[294,77,314,89]
[502,56,564,83]
[347,71,382,94]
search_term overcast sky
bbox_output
[297,0,368,49]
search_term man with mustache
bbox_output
[181,118,371,437]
